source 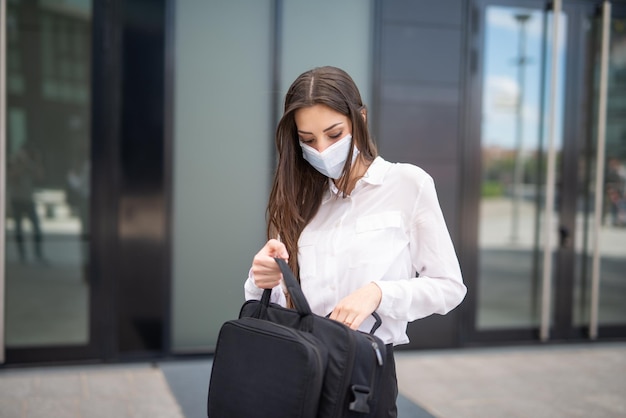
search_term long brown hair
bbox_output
[267,66,378,280]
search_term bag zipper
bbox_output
[371,339,384,366]
[365,334,385,412]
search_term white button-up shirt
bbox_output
[245,157,466,345]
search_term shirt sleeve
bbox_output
[243,268,288,306]
[374,175,467,321]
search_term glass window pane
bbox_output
[5,0,92,347]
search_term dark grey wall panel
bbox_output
[381,24,461,84]
[382,0,463,27]
[374,0,467,349]
[382,83,459,105]
[378,102,459,162]
[417,161,459,239]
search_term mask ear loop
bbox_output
[334,136,361,196]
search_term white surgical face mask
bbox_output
[299,134,359,179]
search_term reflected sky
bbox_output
[482,7,567,151]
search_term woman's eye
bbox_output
[329,132,343,139]
[300,138,314,144]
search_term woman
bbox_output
[244,66,466,416]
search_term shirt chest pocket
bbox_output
[350,211,409,268]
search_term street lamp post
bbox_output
[511,13,531,243]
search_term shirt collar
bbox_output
[326,156,388,199]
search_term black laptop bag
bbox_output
[207,258,387,418]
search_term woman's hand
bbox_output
[329,282,382,330]
[251,239,289,289]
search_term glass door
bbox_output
[473,2,558,332]
[2,0,96,362]
[465,0,626,343]
[573,2,626,338]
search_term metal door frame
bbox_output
[589,0,612,340]
[1,0,7,364]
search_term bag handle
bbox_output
[257,259,313,318]
[273,258,313,315]
[259,258,311,315]
[256,258,314,332]
[269,258,382,335]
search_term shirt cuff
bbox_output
[372,280,394,317]
[244,268,264,300]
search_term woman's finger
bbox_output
[251,240,289,289]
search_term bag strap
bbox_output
[273,258,313,315]
[258,258,313,316]
[369,312,382,335]
[256,259,315,332]
[273,258,383,336]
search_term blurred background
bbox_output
[1,0,625,367]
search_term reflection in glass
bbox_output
[4,0,92,347]
[575,16,626,327]
[477,6,566,329]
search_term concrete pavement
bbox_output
[0,363,184,418]
[395,342,626,418]
[0,341,624,417]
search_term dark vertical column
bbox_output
[116,0,167,355]
[91,0,124,361]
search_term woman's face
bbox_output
[294,104,352,153]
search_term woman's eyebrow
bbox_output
[323,122,343,132]
[297,122,343,135]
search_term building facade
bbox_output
[1,0,625,365]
